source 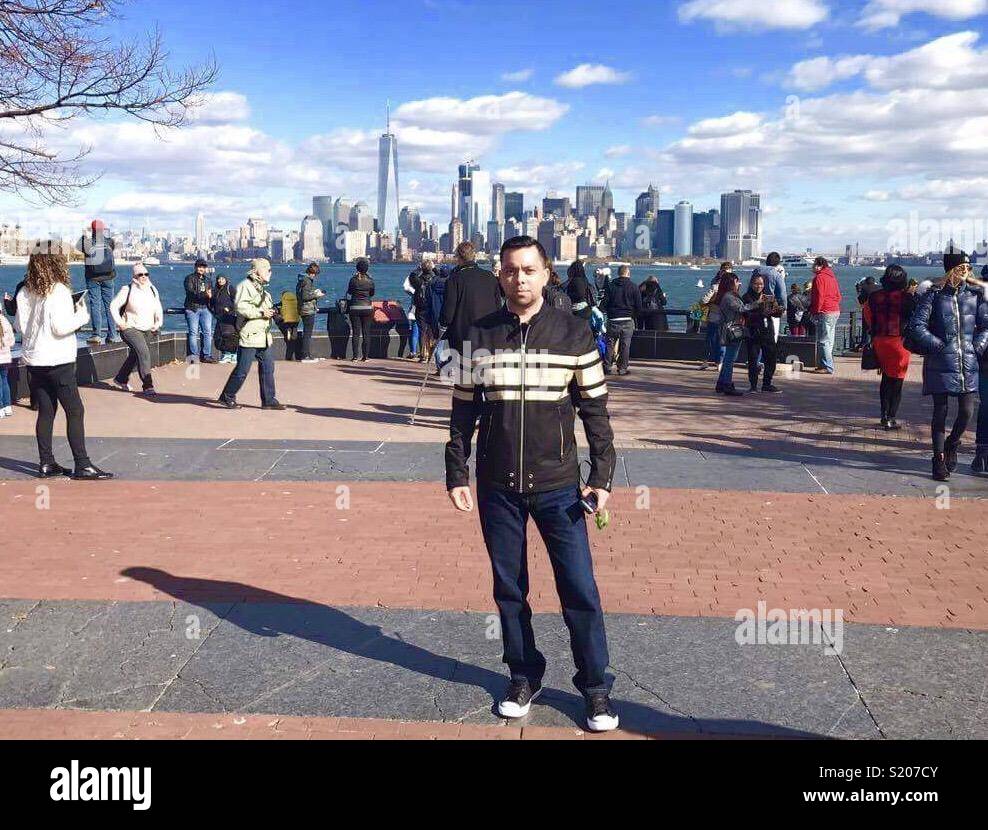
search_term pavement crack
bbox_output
[609,663,700,729]
[818,623,887,739]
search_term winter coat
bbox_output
[439,263,502,352]
[905,283,988,396]
[211,282,238,353]
[296,273,324,318]
[78,234,116,282]
[235,276,275,349]
[810,267,841,315]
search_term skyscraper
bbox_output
[692,210,720,259]
[505,192,524,222]
[491,183,506,224]
[543,194,572,219]
[597,182,614,230]
[313,196,333,254]
[194,212,206,255]
[720,190,762,262]
[300,216,324,262]
[576,184,605,219]
[377,102,400,237]
[456,161,490,243]
[674,201,693,257]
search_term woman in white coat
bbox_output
[110,263,164,395]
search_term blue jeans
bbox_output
[410,320,421,355]
[220,345,276,405]
[717,341,741,387]
[977,370,988,450]
[86,279,118,341]
[476,482,611,696]
[185,307,214,359]
[816,312,839,373]
[706,321,725,365]
[0,364,10,408]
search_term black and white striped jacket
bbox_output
[445,302,616,494]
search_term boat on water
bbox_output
[0,255,30,267]
[740,259,762,267]
[781,254,814,269]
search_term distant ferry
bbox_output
[0,254,29,266]
[782,255,814,269]
[118,256,161,267]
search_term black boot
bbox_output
[72,465,114,481]
[972,448,988,474]
[723,384,745,397]
[932,453,950,482]
[944,439,959,473]
[38,463,72,478]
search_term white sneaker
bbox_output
[301,358,319,364]
[2,406,11,416]
[497,680,543,719]
[585,693,620,733]
[0,410,6,419]
[111,380,133,392]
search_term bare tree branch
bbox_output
[0,0,217,203]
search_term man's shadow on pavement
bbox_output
[122,567,823,738]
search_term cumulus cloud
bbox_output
[687,111,763,137]
[554,64,632,88]
[393,91,568,133]
[604,145,633,158]
[678,0,829,31]
[787,55,873,92]
[858,0,988,31]
[501,68,533,82]
[185,91,252,124]
[641,114,681,128]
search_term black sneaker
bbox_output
[497,678,542,719]
[761,384,781,393]
[262,401,286,411]
[933,453,950,482]
[973,449,988,474]
[585,692,619,732]
[217,396,238,409]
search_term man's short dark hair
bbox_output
[500,235,549,267]
[455,241,476,263]
[766,252,781,267]
[307,263,320,275]
[813,256,830,270]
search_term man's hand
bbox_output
[448,486,474,512]
[262,309,276,319]
[582,487,610,513]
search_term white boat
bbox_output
[0,254,30,266]
[782,255,814,269]
[741,259,762,267]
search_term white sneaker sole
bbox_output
[497,687,543,719]
[586,713,620,732]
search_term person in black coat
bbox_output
[210,275,239,363]
[905,248,988,481]
[638,276,668,331]
[565,260,594,321]
[439,241,502,363]
[545,268,573,311]
[742,273,783,392]
[603,265,642,375]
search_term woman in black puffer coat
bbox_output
[905,250,988,481]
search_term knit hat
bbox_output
[248,258,272,281]
[943,245,969,273]
[91,219,105,232]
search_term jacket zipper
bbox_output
[559,418,564,462]
[953,293,966,391]
[519,323,529,494]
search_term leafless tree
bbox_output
[0,0,218,203]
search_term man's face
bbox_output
[196,266,206,276]
[499,246,549,310]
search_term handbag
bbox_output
[861,342,879,371]
[724,321,747,344]
[336,298,350,315]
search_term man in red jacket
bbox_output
[810,257,842,374]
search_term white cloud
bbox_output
[493,161,586,193]
[864,190,891,201]
[788,55,873,92]
[641,114,680,128]
[678,0,829,31]
[604,145,632,158]
[554,64,632,88]
[687,111,763,137]
[858,0,988,31]
[501,68,533,82]
[186,91,251,124]
[786,32,988,93]
[393,91,568,133]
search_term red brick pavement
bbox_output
[1,480,983,629]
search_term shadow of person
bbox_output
[120,567,824,738]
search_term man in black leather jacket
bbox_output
[445,235,619,733]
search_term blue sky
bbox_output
[4,0,988,253]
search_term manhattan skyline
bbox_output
[0,0,986,254]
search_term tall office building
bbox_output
[543,194,572,219]
[398,206,423,250]
[487,219,504,254]
[313,196,334,254]
[692,210,720,258]
[576,184,605,219]
[194,212,206,255]
[597,182,614,230]
[333,197,352,231]
[635,185,660,219]
[300,216,324,262]
[719,190,761,262]
[491,183,506,224]
[655,209,675,256]
[349,201,375,234]
[674,201,693,257]
[456,161,490,243]
[505,192,524,222]
[377,102,400,237]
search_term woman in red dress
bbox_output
[863,265,914,430]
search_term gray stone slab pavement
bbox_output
[2,599,984,738]
[3,436,987,497]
